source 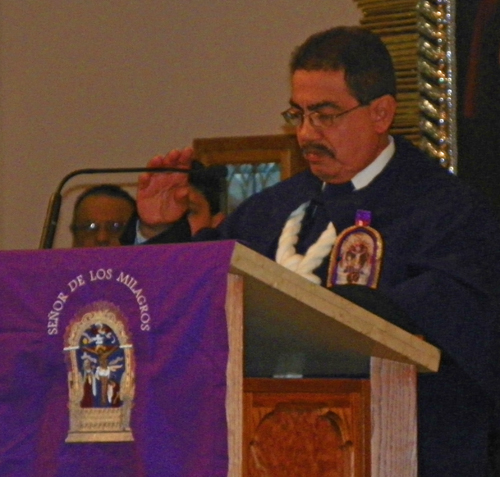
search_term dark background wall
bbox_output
[456,0,500,215]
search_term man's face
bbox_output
[72,195,135,247]
[187,186,224,235]
[290,69,392,184]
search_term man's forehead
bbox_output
[79,195,129,208]
[290,69,354,106]
[289,99,341,111]
[75,195,134,218]
[291,68,347,84]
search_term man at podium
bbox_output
[127,27,500,477]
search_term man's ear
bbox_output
[369,94,397,133]
[210,212,226,228]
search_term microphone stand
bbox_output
[38,166,191,250]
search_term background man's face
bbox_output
[72,195,135,247]
[187,186,224,234]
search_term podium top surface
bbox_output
[229,243,440,375]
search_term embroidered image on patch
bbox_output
[327,225,383,289]
[63,301,135,442]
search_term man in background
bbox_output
[71,184,136,247]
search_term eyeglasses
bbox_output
[71,221,127,237]
[281,103,366,129]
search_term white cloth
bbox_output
[275,201,337,284]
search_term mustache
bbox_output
[301,143,335,158]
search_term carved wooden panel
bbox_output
[243,378,370,477]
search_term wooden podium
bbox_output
[225,243,440,477]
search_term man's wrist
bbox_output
[137,221,172,242]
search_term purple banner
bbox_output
[0,241,236,477]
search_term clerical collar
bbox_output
[345,135,395,191]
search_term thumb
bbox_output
[173,186,190,202]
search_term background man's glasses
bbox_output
[281,103,366,129]
[71,221,126,236]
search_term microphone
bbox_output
[39,166,193,250]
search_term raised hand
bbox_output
[137,147,194,238]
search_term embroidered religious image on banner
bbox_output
[63,301,135,442]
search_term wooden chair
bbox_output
[192,133,306,213]
[193,133,305,179]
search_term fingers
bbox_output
[136,155,160,186]
[161,147,194,169]
[139,147,193,184]
[146,155,166,168]
[146,147,194,168]
[148,146,194,170]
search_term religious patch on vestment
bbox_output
[327,210,383,289]
[63,301,135,443]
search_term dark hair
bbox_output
[290,26,397,104]
[73,184,136,213]
[189,161,228,215]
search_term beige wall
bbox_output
[0,1,361,250]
